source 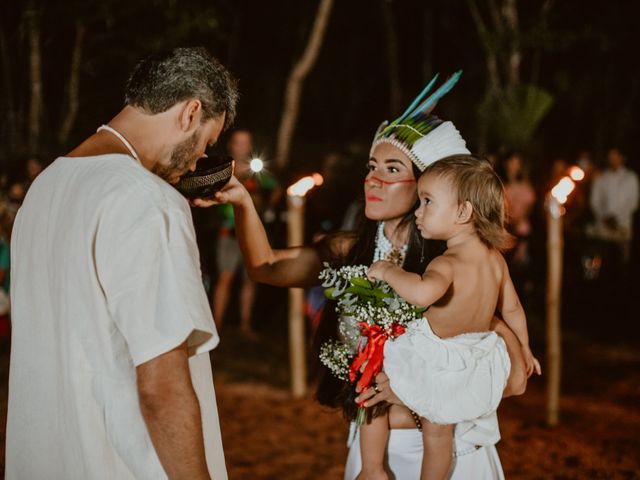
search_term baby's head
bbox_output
[416,155,513,251]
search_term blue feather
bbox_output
[408,70,463,119]
[393,73,440,124]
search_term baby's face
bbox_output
[414,173,459,240]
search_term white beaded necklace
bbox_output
[97,124,140,163]
[373,221,408,265]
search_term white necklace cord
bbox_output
[97,124,140,162]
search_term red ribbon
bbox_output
[349,322,406,402]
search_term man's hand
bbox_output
[190,175,248,208]
[354,371,404,408]
[367,261,394,282]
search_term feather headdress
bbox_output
[370,71,470,171]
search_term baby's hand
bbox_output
[522,344,542,377]
[367,261,393,282]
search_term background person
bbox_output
[212,129,281,336]
[588,147,639,263]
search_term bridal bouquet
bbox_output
[318,263,425,424]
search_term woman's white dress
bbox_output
[344,422,505,480]
[341,318,510,479]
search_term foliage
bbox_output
[479,83,554,151]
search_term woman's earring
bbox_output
[420,240,425,264]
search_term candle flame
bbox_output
[287,173,324,197]
[568,166,585,181]
[551,176,575,205]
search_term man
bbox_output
[588,147,639,262]
[6,47,238,479]
[212,129,280,336]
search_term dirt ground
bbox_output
[213,331,640,480]
[1,330,639,479]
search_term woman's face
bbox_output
[364,143,418,222]
[505,155,522,180]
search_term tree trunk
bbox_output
[275,0,334,169]
[468,0,501,93]
[58,20,86,148]
[421,6,434,84]
[0,23,18,155]
[226,0,245,71]
[502,0,520,86]
[26,2,43,154]
[381,0,401,115]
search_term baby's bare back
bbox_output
[426,243,505,338]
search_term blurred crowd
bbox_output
[0,156,46,339]
[1,143,638,341]
[494,148,639,337]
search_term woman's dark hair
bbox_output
[125,47,239,130]
[313,163,446,421]
[497,151,524,183]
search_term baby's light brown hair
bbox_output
[422,154,514,252]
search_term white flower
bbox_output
[319,340,352,381]
[317,264,425,380]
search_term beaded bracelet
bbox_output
[409,410,423,432]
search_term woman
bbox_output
[500,152,536,269]
[199,75,527,479]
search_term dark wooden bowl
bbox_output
[175,155,235,199]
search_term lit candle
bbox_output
[286,174,323,398]
[545,175,576,426]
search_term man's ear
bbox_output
[456,200,473,224]
[178,99,202,133]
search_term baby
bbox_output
[361,155,541,480]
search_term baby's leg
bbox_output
[357,411,390,480]
[420,420,454,480]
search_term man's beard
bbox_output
[154,129,200,183]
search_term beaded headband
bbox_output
[370,71,470,171]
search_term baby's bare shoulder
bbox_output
[424,254,456,280]
[428,253,455,270]
[487,249,508,281]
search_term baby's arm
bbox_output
[367,257,453,307]
[497,259,541,377]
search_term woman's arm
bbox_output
[194,177,349,288]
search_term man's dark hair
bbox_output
[125,47,238,130]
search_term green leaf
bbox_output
[350,277,373,289]
[372,289,393,300]
[345,285,377,297]
[324,288,336,300]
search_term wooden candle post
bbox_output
[545,176,577,426]
[286,174,323,398]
